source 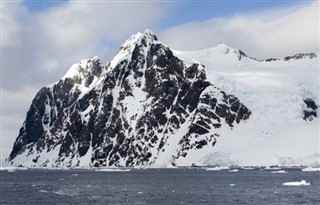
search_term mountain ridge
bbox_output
[173,43,318,63]
[5,30,319,167]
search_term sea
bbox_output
[0,168,319,204]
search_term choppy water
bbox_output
[0,168,319,204]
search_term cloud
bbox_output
[1,86,36,162]
[0,86,40,161]
[159,1,319,59]
[2,2,26,48]
[2,1,171,91]
[1,114,27,162]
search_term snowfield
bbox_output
[174,45,319,167]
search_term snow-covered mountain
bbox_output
[6,30,319,168]
[174,44,319,166]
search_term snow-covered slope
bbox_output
[5,30,319,168]
[174,45,320,167]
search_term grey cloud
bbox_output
[159,1,319,59]
[1,113,26,162]
[2,1,171,91]
[1,86,39,161]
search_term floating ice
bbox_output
[205,167,221,171]
[271,170,287,174]
[54,190,76,196]
[0,167,18,172]
[7,168,16,173]
[54,190,65,195]
[302,167,320,172]
[283,180,310,186]
[264,166,281,170]
[205,167,229,171]
[95,168,131,172]
[228,169,239,172]
[242,167,254,170]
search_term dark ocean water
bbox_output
[0,168,319,205]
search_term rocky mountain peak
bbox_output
[62,56,103,89]
[109,29,159,69]
[119,29,158,51]
[215,43,250,60]
[7,30,252,167]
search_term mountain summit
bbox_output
[6,30,319,167]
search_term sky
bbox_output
[0,0,319,162]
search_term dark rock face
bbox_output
[175,89,250,160]
[303,98,318,121]
[264,53,317,62]
[265,58,279,62]
[8,31,251,167]
[284,53,317,61]
[237,50,248,60]
[9,59,103,161]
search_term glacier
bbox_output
[174,44,319,167]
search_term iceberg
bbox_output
[283,180,310,186]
